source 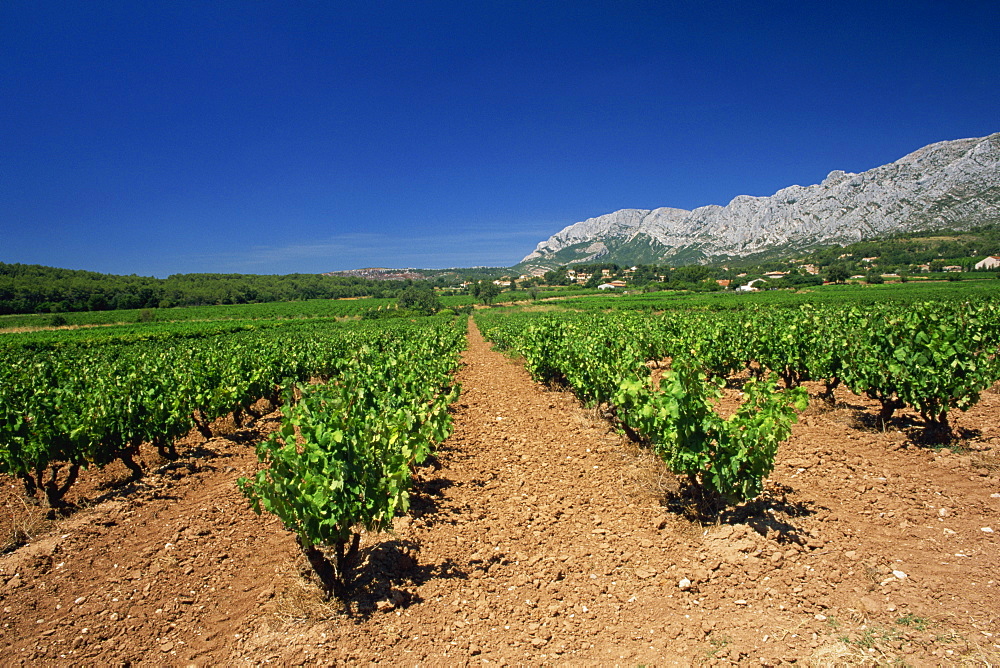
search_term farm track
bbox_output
[1,319,999,665]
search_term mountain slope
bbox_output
[519,132,1000,271]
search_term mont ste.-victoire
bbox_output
[518,132,1000,272]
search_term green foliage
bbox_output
[0,316,465,509]
[397,284,443,315]
[541,266,570,286]
[479,310,808,509]
[0,297,408,330]
[826,265,850,283]
[774,273,824,288]
[238,379,433,594]
[614,360,806,505]
[361,306,414,320]
[479,289,1000,496]
[0,262,422,316]
[238,319,464,597]
[0,321,325,504]
[896,614,928,631]
[841,301,1000,437]
[472,280,502,305]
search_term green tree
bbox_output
[826,265,850,284]
[477,281,501,305]
[542,267,569,286]
[397,284,442,315]
[673,265,716,285]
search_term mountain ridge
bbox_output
[518,133,1000,271]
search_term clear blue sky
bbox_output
[2,1,998,276]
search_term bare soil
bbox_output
[2,320,999,666]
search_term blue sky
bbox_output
[2,1,998,277]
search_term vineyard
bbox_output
[2,289,1000,664]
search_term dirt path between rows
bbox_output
[2,318,1000,665]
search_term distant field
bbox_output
[0,294,489,332]
[539,276,1000,311]
[3,278,998,332]
[0,298,380,331]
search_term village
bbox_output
[460,250,1000,297]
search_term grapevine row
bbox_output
[476,298,1000,505]
[0,316,464,508]
[240,319,465,596]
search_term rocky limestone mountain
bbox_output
[519,132,1000,271]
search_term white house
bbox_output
[736,279,766,292]
[975,256,1000,270]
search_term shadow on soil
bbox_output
[336,461,470,620]
[407,460,456,528]
[346,541,468,620]
[4,407,282,559]
[344,470,470,622]
[848,408,983,447]
[663,482,818,546]
[6,430,248,551]
[88,441,235,506]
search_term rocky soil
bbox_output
[2,319,999,665]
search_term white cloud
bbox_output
[178,224,556,273]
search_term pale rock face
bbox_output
[521,132,1000,266]
[521,209,649,261]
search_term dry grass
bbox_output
[514,304,563,313]
[272,553,346,621]
[1,494,49,553]
[807,616,1000,667]
[0,322,129,334]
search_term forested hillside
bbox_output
[0,264,411,315]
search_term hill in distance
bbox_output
[516,132,1000,273]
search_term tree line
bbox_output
[0,263,419,315]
